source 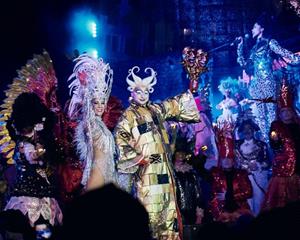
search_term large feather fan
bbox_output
[0,51,59,164]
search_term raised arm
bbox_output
[153,91,200,122]
[269,39,300,65]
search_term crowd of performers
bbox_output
[0,15,299,240]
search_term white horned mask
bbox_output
[126,66,157,93]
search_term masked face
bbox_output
[131,87,150,105]
[92,98,106,117]
[252,23,264,39]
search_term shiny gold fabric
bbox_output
[115,91,199,239]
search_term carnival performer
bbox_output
[236,13,300,141]
[210,123,253,223]
[172,136,206,226]
[235,119,269,216]
[216,77,239,127]
[4,93,63,229]
[262,82,300,211]
[68,54,117,191]
[114,66,200,239]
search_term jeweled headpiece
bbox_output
[68,54,113,118]
[126,66,157,93]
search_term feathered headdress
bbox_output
[67,54,116,186]
[68,54,113,119]
[126,66,157,93]
[0,51,59,164]
[218,77,240,96]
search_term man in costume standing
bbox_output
[114,66,200,239]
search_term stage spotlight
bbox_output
[91,49,98,58]
[88,21,97,38]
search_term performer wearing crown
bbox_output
[114,66,200,239]
[262,81,300,211]
[68,54,118,191]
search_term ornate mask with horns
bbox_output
[126,66,157,106]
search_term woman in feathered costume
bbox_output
[68,54,118,191]
[216,77,239,126]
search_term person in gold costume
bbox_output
[114,66,200,240]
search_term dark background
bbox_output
[0,0,299,107]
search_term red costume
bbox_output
[262,82,300,210]
[210,123,253,222]
[209,167,253,222]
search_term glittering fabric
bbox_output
[209,167,253,221]
[261,121,300,211]
[5,196,62,227]
[262,174,300,211]
[174,169,204,225]
[269,121,299,177]
[115,91,199,239]
[237,38,300,141]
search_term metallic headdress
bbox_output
[126,66,157,93]
[68,54,113,118]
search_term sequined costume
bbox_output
[174,169,205,225]
[4,138,62,226]
[262,120,300,210]
[209,167,253,222]
[235,139,269,215]
[115,91,199,239]
[237,38,300,140]
[3,93,63,227]
[68,54,118,190]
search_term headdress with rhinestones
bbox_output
[68,54,113,118]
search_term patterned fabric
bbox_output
[115,91,199,239]
[237,38,300,141]
[5,196,62,227]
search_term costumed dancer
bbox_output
[0,52,69,236]
[235,119,269,216]
[68,54,118,191]
[216,77,239,127]
[236,13,300,141]
[114,66,200,239]
[210,123,253,223]
[3,93,63,230]
[262,81,300,211]
[172,136,206,226]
